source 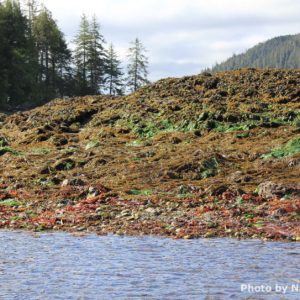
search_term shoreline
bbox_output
[1,185,299,241]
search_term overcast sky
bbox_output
[40,0,300,81]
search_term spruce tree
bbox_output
[25,0,39,30]
[87,15,107,94]
[105,43,124,96]
[0,2,9,107]
[32,7,71,100]
[0,0,36,107]
[126,38,149,92]
[73,14,91,95]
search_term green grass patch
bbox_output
[262,137,300,159]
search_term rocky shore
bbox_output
[0,68,299,240]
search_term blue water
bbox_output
[0,231,299,300]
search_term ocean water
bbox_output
[0,231,299,299]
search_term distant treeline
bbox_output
[211,34,300,72]
[0,0,149,110]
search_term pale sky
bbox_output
[39,0,300,81]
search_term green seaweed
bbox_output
[127,189,152,196]
[262,137,300,159]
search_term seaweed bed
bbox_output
[0,68,300,240]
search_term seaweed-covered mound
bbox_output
[0,68,300,240]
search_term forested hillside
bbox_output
[212,34,300,72]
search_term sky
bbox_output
[39,0,300,81]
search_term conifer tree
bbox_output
[32,7,71,100]
[126,38,149,92]
[0,0,36,106]
[0,1,9,106]
[105,43,124,96]
[25,0,39,30]
[73,14,91,95]
[87,15,107,94]
[74,14,91,95]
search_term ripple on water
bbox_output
[0,231,299,300]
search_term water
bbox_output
[0,231,299,300]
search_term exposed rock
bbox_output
[61,178,86,187]
[258,181,300,199]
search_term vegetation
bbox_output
[262,137,300,159]
[212,33,300,71]
[127,38,149,92]
[0,69,300,240]
[0,0,150,111]
[105,44,124,96]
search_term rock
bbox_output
[183,235,192,239]
[87,186,100,198]
[230,171,244,183]
[258,181,300,199]
[170,136,182,144]
[0,113,6,123]
[51,136,68,146]
[287,157,300,167]
[120,210,131,217]
[193,130,202,137]
[210,185,229,196]
[61,178,86,187]
[178,185,199,194]
[39,165,51,175]
[258,181,286,198]
[54,158,76,171]
[61,179,69,187]
[0,136,8,147]
[198,111,209,121]
[204,231,216,238]
[166,171,181,179]
[204,77,219,89]
[145,207,157,215]
[272,208,288,217]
